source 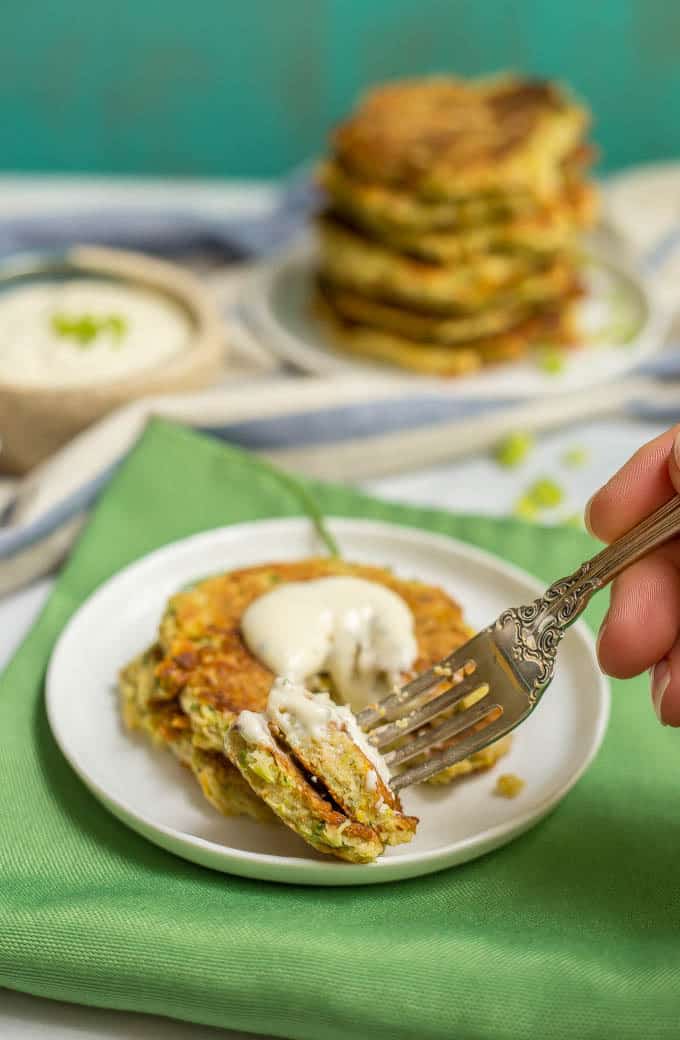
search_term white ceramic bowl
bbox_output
[0,246,226,474]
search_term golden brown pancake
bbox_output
[319,279,582,347]
[157,558,510,796]
[120,645,192,759]
[191,746,275,823]
[119,646,270,819]
[332,75,589,201]
[329,181,597,263]
[156,558,471,724]
[226,723,384,863]
[314,290,578,377]
[317,217,576,315]
[120,558,512,847]
[318,158,538,234]
[266,685,418,846]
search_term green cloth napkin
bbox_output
[1,419,679,1040]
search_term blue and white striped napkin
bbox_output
[2,353,678,597]
[0,168,320,262]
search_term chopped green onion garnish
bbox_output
[51,312,128,347]
[494,431,534,468]
[561,446,589,469]
[513,495,539,521]
[513,476,565,520]
[536,347,566,375]
[526,477,565,509]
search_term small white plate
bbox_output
[241,237,664,397]
[46,519,609,886]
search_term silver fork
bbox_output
[357,495,680,792]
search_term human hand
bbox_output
[586,425,680,726]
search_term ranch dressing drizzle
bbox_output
[241,576,417,711]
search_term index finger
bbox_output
[586,425,680,544]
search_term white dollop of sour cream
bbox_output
[241,576,417,711]
[0,279,191,388]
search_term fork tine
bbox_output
[356,636,484,730]
[390,714,510,793]
[384,698,500,767]
[369,678,490,749]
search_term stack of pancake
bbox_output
[119,557,510,861]
[314,74,598,376]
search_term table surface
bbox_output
[0,177,667,1040]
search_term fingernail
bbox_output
[584,494,595,535]
[651,659,671,725]
[673,430,680,469]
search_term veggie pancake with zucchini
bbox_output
[314,72,599,377]
[119,557,511,861]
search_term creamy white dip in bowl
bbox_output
[0,246,226,473]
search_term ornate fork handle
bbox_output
[495,494,680,701]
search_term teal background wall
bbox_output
[2,0,679,178]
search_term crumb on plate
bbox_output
[495,773,525,798]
